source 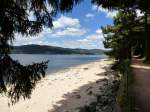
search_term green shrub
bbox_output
[116,59,133,112]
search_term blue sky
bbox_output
[14,1,117,49]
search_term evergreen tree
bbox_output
[0,0,82,104]
[102,10,136,61]
[92,0,150,61]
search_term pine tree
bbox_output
[92,0,150,61]
[0,0,82,104]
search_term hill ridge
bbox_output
[12,44,104,55]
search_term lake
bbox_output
[11,54,106,74]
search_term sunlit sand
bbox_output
[0,59,112,112]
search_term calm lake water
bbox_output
[11,54,106,74]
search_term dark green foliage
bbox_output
[102,10,137,61]
[0,0,82,104]
[115,59,134,112]
[92,0,150,111]
[0,55,48,104]
[59,0,83,12]
[92,0,150,62]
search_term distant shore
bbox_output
[0,59,113,112]
[12,44,104,55]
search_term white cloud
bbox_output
[61,40,104,49]
[92,5,118,18]
[77,34,104,46]
[51,15,87,37]
[78,38,89,42]
[14,35,42,46]
[51,27,87,37]
[14,15,105,49]
[74,27,105,49]
[14,29,52,45]
[86,34,104,41]
[96,29,102,34]
[14,16,87,45]
[51,16,87,37]
[14,30,104,49]
[78,28,103,42]
[85,13,94,18]
[53,15,80,29]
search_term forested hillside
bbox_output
[12,44,104,55]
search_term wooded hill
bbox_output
[12,44,104,55]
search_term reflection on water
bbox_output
[11,54,106,74]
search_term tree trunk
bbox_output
[144,12,150,61]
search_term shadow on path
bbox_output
[131,57,150,112]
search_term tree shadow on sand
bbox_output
[48,71,109,112]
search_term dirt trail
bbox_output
[131,58,150,112]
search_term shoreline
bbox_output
[0,59,113,112]
[46,58,106,74]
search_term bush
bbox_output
[116,59,133,112]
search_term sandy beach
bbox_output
[0,59,112,112]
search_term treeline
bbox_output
[92,0,150,62]
[91,1,150,111]
[12,44,104,55]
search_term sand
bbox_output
[0,59,112,112]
